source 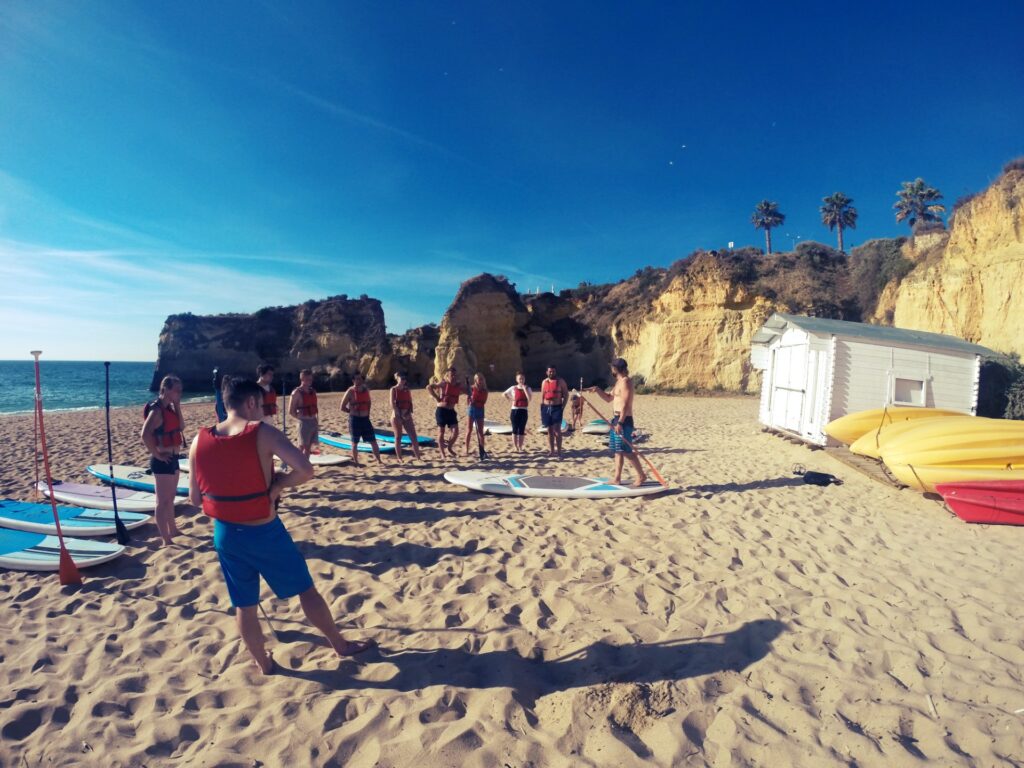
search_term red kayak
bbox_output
[935,481,1024,526]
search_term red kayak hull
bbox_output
[935,482,1024,526]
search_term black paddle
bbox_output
[103,362,131,545]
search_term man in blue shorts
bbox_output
[539,365,569,457]
[587,358,648,487]
[188,377,374,674]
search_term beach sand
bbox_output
[2,392,1023,767]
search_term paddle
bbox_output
[212,367,227,422]
[31,351,82,585]
[578,391,668,487]
[103,362,131,545]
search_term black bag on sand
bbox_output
[792,464,843,486]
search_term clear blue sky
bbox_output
[1,1,1022,360]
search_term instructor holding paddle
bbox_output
[586,358,648,488]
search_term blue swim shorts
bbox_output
[541,405,564,428]
[467,405,485,421]
[213,517,313,608]
[608,416,635,454]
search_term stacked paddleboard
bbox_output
[536,419,572,434]
[582,418,611,435]
[319,431,397,454]
[87,464,190,496]
[445,470,666,499]
[374,429,435,446]
[483,420,513,435]
[0,528,124,571]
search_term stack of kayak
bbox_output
[825,408,1024,525]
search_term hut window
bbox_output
[893,377,925,406]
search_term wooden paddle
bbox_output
[103,362,131,545]
[31,351,81,585]
[578,391,668,487]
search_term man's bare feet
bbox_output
[331,637,376,657]
[631,475,648,488]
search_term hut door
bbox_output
[769,344,807,433]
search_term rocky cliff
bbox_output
[892,168,1024,358]
[152,296,433,392]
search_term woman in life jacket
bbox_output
[141,374,186,545]
[390,371,422,461]
[502,372,533,452]
[464,372,489,460]
[288,369,319,456]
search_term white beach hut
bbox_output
[750,313,995,446]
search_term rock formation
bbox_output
[893,167,1024,358]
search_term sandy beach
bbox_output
[2,391,1023,767]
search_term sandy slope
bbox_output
[1,392,1023,767]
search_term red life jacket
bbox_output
[441,382,461,407]
[144,400,184,448]
[394,387,412,410]
[350,387,371,409]
[542,379,562,403]
[470,386,488,407]
[296,389,318,417]
[512,386,529,408]
[194,422,271,523]
[262,387,278,416]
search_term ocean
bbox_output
[0,360,210,415]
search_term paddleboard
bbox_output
[318,432,396,454]
[0,499,151,537]
[0,529,124,572]
[36,480,180,512]
[310,453,349,466]
[483,420,513,435]
[86,465,189,496]
[582,419,611,435]
[373,429,435,446]
[824,407,967,446]
[444,470,667,499]
[536,419,572,434]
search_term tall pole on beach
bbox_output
[31,351,82,585]
[104,362,131,544]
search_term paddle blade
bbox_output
[58,548,82,586]
[114,516,131,546]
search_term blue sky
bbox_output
[1,1,1022,361]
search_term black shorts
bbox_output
[435,407,458,428]
[348,415,375,443]
[541,404,564,428]
[510,408,528,435]
[150,454,180,475]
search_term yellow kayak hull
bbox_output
[886,463,1024,494]
[850,416,953,459]
[824,407,966,446]
[878,417,1024,464]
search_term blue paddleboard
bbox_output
[0,529,124,571]
[318,431,396,454]
[0,499,151,537]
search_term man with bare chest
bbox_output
[587,358,648,487]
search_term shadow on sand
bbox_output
[297,539,494,575]
[275,619,785,711]
[685,477,806,494]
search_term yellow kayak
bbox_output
[850,416,954,459]
[824,407,966,446]
[878,417,1024,463]
[885,463,1024,494]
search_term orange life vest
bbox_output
[440,382,461,408]
[262,387,278,417]
[144,400,184,448]
[512,387,529,408]
[394,387,412,410]
[470,386,488,407]
[193,422,270,523]
[542,379,562,403]
[296,389,318,417]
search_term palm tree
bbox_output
[894,178,945,230]
[820,192,858,253]
[751,200,785,254]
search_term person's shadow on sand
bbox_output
[296,539,493,575]
[276,619,785,711]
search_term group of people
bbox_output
[138,356,647,674]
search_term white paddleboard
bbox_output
[0,529,124,571]
[536,419,572,434]
[86,465,189,496]
[36,480,178,512]
[483,420,513,435]
[582,419,611,435]
[444,471,667,499]
[0,499,151,537]
[310,453,349,466]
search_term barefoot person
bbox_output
[188,377,373,675]
[341,372,382,467]
[502,372,532,452]
[288,369,319,456]
[141,374,186,546]
[540,365,570,457]
[390,371,421,462]
[257,363,278,427]
[427,366,462,460]
[464,373,489,460]
[587,358,648,487]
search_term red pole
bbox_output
[31,351,81,585]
